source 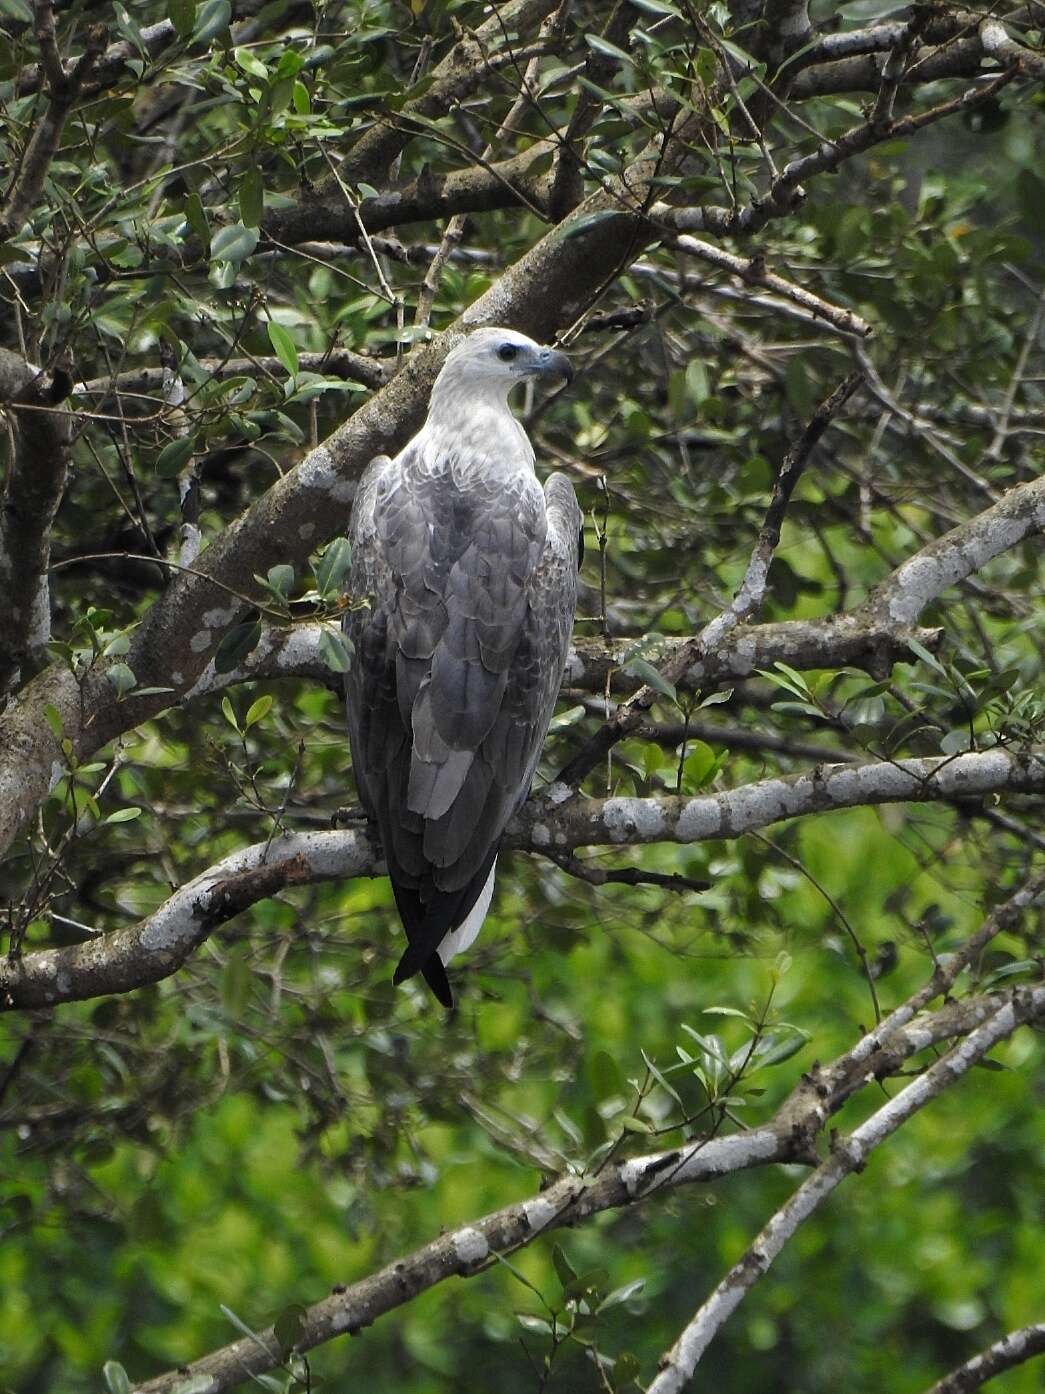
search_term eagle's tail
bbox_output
[391,853,499,1006]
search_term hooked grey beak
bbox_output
[534,346,573,386]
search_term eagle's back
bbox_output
[345,435,580,1002]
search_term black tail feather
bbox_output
[389,849,498,1004]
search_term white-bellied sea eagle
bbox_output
[344,328,580,1007]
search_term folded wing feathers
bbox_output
[345,444,580,1002]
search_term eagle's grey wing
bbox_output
[345,452,581,1002]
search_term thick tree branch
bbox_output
[125,965,1045,1393]
[77,349,392,402]
[3,749,1042,1011]
[645,987,1045,1394]
[866,473,1045,626]
[0,348,73,694]
[263,144,554,245]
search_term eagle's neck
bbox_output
[421,376,534,471]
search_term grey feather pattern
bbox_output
[345,431,580,999]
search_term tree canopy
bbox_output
[0,2,1043,1393]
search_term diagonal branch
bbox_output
[556,372,863,785]
[0,5,105,244]
[922,1324,1045,1394]
[121,955,1045,1392]
[669,234,872,337]
[645,987,1045,1394]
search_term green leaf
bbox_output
[517,1313,554,1335]
[682,740,717,790]
[214,621,261,673]
[560,209,629,241]
[754,1030,810,1069]
[906,636,947,676]
[585,33,633,65]
[170,0,196,41]
[103,1363,132,1394]
[106,662,137,697]
[221,695,239,732]
[239,168,263,228]
[625,657,676,703]
[104,807,142,824]
[599,1278,645,1311]
[184,191,210,251]
[265,563,294,597]
[210,222,259,264]
[628,0,681,15]
[234,46,268,80]
[694,47,717,86]
[267,321,298,377]
[244,695,272,728]
[193,0,231,44]
[552,1243,577,1289]
[171,1379,216,1394]
[220,1304,263,1341]
[697,688,732,708]
[318,627,352,673]
[273,1302,307,1355]
[620,1115,653,1134]
[155,437,195,477]
[637,1056,682,1117]
[44,704,64,741]
[315,537,352,596]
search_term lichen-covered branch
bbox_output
[867,473,1045,626]
[922,1325,1045,1394]
[3,749,1042,1012]
[0,348,73,693]
[645,986,1045,1394]
[77,349,391,402]
[125,964,1045,1394]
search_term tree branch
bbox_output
[3,749,1042,1011]
[334,0,562,187]
[0,348,73,694]
[645,987,1045,1394]
[77,349,392,403]
[922,1325,1045,1394]
[668,234,872,337]
[123,960,1045,1393]
[556,372,864,785]
[0,5,105,244]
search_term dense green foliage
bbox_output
[0,2,1042,1392]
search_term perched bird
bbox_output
[344,327,580,1007]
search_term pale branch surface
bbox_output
[4,750,1042,1012]
[128,972,1045,1394]
[645,987,1045,1394]
[922,1325,1045,1394]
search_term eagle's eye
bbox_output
[497,344,519,362]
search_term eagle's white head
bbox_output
[430,327,572,410]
